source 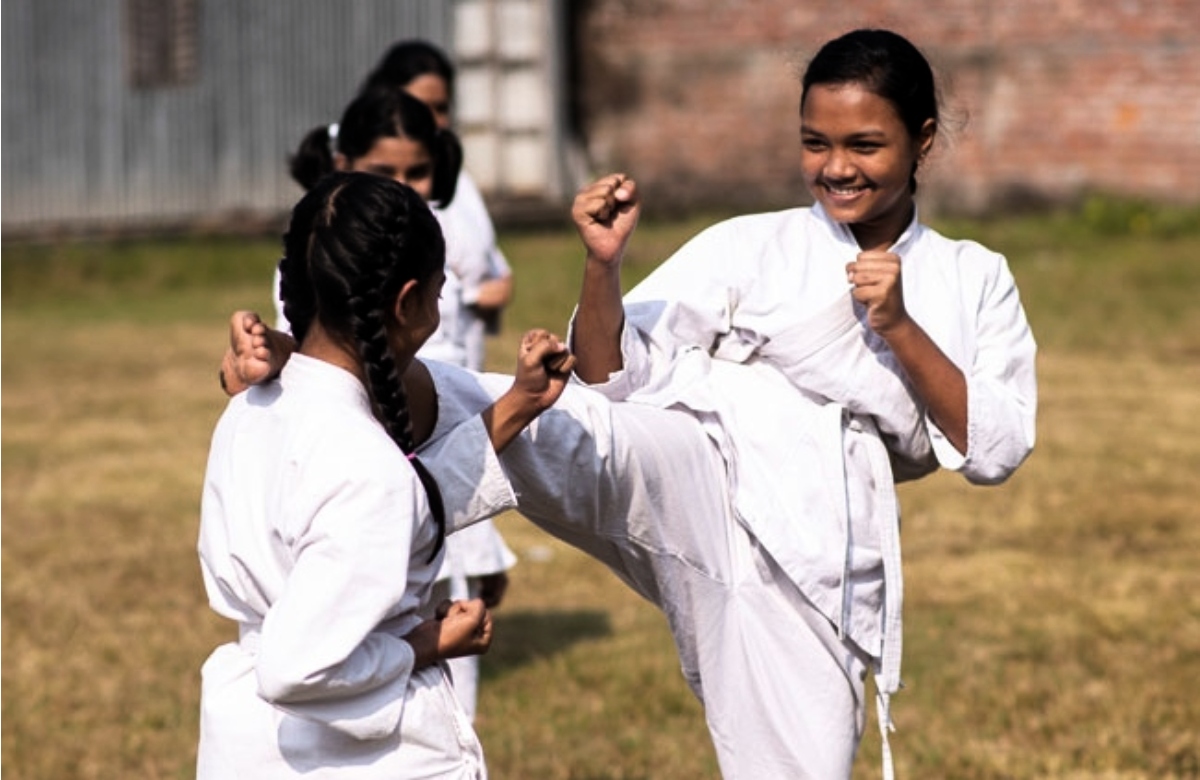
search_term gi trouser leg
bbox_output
[426,368,868,779]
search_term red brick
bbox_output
[574,0,1200,213]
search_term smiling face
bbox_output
[339,136,435,201]
[800,82,935,252]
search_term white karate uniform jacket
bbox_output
[197,354,516,779]
[430,171,514,373]
[578,202,1037,699]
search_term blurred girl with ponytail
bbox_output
[198,172,571,779]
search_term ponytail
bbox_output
[289,125,337,191]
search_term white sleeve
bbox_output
[485,243,512,280]
[939,253,1037,484]
[757,292,935,476]
[254,445,419,740]
[438,172,511,306]
[420,415,519,533]
[416,362,519,532]
[569,220,744,400]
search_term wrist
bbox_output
[404,620,440,669]
[875,312,918,345]
[584,252,623,273]
[496,387,543,425]
[482,391,540,453]
[220,348,249,396]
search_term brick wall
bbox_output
[572,0,1200,214]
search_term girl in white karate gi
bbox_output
[559,28,1037,779]
[283,80,519,721]
[225,28,1035,780]
[362,39,516,368]
[199,172,573,779]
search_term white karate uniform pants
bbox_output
[432,369,871,780]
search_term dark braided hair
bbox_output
[289,87,462,208]
[279,171,448,560]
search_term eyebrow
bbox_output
[800,125,889,139]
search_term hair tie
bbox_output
[406,452,417,461]
[327,123,339,156]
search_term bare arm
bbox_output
[472,275,513,311]
[403,599,494,668]
[570,174,641,384]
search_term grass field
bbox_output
[4,200,1200,779]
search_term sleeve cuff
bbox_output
[927,411,967,472]
[565,310,648,401]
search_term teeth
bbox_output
[828,185,863,195]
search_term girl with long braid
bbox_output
[198,172,571,779]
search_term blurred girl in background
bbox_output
[361,39,523,721]
[364,39,515,370]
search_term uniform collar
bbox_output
[810,201,924,257]
[281,352,374,415]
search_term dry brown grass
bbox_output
[4,211,1200,779]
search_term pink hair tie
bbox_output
[407,452,418,461]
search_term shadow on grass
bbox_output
[482,608,612,677]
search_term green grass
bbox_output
[4,200,1200,779]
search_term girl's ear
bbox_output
[392,279,422,325]
[334,153,350,172]
[916,118,937,160]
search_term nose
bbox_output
[823,146,856,182]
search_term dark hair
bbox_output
[279,172,447,559]
[801,29,939,192]
[362,39,455,97]
[289,87,462,207]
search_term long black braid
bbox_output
[279,172,447,560]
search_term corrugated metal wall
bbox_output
[2,1,451,235]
